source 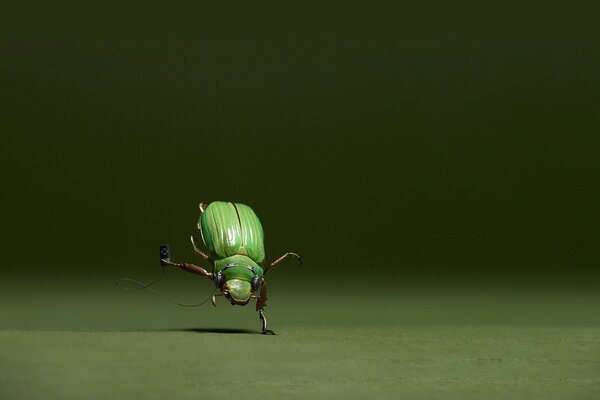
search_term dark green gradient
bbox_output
[2,31,599,287]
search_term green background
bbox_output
[1,4,599,399]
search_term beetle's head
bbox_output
[214,263,262,306]
[221,279,252,305]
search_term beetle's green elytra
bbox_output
[200,201,265,265]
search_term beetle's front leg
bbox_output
[256,280,274,334]
[259,310,275,335]
[179,262,214,279]
[161,259,213,280]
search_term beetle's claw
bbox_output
[259,309,275,335]
[291,253,302,266]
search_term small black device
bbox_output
[159,245,171,265]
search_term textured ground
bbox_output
[1,284,599,399]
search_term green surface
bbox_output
[1,285,599,399]
[2,327,599,400]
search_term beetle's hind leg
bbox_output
[199,202,208,214]
[193,203,213,263]
[259,310,275,335]
[190,235,212,263]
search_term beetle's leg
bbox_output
[180,262,213,279]
[190,235,212,263]
[259,309,275,335]
[264,252,302,274]
[256,281,274,334]
[199,202,208,214]
[161,259,214,280]
[256,279,268,311]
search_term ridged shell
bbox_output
[200,201,265,265]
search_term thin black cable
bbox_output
[116,265,214,307]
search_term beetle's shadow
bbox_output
[172,328,260,334]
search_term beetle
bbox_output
[161,201,301,334]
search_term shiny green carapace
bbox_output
[200,202,265,304]
[165,201,301,334]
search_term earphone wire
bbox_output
[115,265,215,307]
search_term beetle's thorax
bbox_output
[214,255,264,306]
[214,255,262,277]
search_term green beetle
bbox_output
[162,201,301,334]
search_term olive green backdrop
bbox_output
[2,6,599,292]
